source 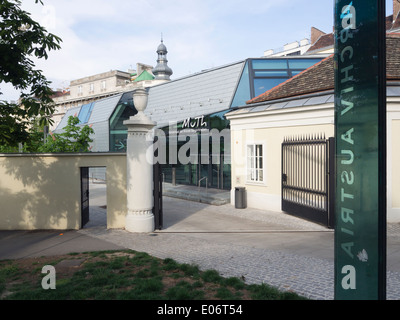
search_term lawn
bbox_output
[0,249,307,300]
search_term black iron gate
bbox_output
[153,162,163,230]
[80,167,89,228]
[281,135,335,228]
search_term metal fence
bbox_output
[281,135,335,228]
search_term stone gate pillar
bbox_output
[123,88,156,232]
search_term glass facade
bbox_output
[105,93,231,190]
[100,57,323,190]
[160,110,231,190]
[230,62,250,109]
[109,91,137,152]
[230,57,322,108]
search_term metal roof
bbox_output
[145,61,245,128]
[226,91,334,117]
[387,85,400,96]
[227,84,400,118]
[87,94,123,124]
[55,93,124,133]
[54,106,80,132]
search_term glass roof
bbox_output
[109,91,137,152]
[230,57,323,108]
[77,102,94,124]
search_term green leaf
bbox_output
[0,0,62,148]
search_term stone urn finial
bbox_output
[133,88,148,114]
[126,88,154,124]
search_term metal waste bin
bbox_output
[235,187,246,209]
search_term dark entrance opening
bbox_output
[80,167,107,229]
[80,167,89,228]
[153,161,163,230]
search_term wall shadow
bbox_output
[0,155,81,230]
[0,154,127,230]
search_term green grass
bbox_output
[0,250,308,300]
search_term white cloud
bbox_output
[28,0,227,84]
[1,0,337,101]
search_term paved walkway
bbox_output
[78,182,400,300]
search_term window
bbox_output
[230,62,250,108]
[230,57,323,108]
[252,59,287,70]
[288,59,321,69]
[78,85,82,95]
[101,80,106,90]
[254,70,288,77]
[77,102,94,124]
[247,144,264,183]
[253,78,287,97]
[89,83,94,92]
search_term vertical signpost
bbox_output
[334,0,386,299]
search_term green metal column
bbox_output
[334,0,387,300]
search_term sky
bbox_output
[0,0,395,102]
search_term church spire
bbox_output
[152,36,173,81]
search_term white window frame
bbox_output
[246,142,266,185]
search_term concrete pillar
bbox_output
[123,88,156,232]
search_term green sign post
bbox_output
[334,0,386,300]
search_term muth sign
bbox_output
[334,0,386,300]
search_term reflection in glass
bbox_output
[109,92,137,152]
[252,59,288,70]
[160,109,231,190]
[231,62,250,108]
[230,58,323,108]
[254,78,287,96]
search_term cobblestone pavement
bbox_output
[82,228,336,300]
[81,185,400,300]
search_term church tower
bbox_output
[152,37,173,81]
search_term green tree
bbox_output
[39,116,94,152]
[0,0,62,148]
[0,115,46,153]
[0,115,94,153]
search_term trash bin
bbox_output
[235,187,246,209]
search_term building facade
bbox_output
[51,70,131,130]
[50,62,166,131]
[55,53,325,189]
[226,33,400,223]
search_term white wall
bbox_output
[228,100,400,223]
